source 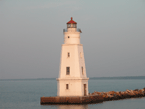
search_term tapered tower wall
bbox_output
[59,44,87,78]
[57,17,89,96]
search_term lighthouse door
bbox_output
[84,84,86,96]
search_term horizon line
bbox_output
[1,76,145,80]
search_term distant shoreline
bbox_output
[1,76,145,81]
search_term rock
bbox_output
[96,92,102,95]
[133,90,139,97]
[107,91,115,95]
[91,91,103,96]
[130,90,134,93]
[102,94,106,98]
[139,89,144,93]
[138,89,144,96]
[127,91,135,96]
[134,89,139,91]
[143,88,145,93]
[126,89,130,93]
[115,92,121,97]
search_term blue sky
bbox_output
[0,0,145,79]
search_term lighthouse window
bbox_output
[73,24,75,28]
[66,67,70,75]
[73,24,76,28]
[66,84,69,89]
[67,24,71,28]
[68,52,70,57]
[82,67,84,75]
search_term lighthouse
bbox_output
[57,17,89,96]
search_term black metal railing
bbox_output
[63,29,67,32]
[63,28,82,33]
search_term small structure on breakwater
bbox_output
[40,88,145,104]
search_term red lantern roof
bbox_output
[67,17,77,24]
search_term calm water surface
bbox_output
[0,78,145,109]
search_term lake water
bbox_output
[0,77,145,109]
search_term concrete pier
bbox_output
[40,88,145,105]
[41,95,103,104]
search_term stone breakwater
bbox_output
[40,88,145,104]
[90,88,145,101]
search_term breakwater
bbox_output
[90,88,145,101]
[40,88,145,104]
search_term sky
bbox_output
[0,0,145,79]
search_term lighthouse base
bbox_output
[40,95,103,105]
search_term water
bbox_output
[0,78,145,109]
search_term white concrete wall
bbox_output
[78,45,88,78]
[59,44,87,78]
[57,25,89,96]
[64,28,80,44]
[57,79,89,96]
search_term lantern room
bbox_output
[67,17,77,28]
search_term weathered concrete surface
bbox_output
[41,95,103,104]
[40,87,145,105]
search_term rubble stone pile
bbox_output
[90,88,145,101]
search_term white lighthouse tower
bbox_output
[57,17,89,96]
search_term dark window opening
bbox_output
[82,67,84,75]
[66,67,70,75]
[68,52,70,57]
[84,84,86,96]
[68,36,70,38]
[66,84,69,89]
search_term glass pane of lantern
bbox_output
[67,24,70,28]
[73,24,75,28]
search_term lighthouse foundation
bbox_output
[40,95,104,104]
